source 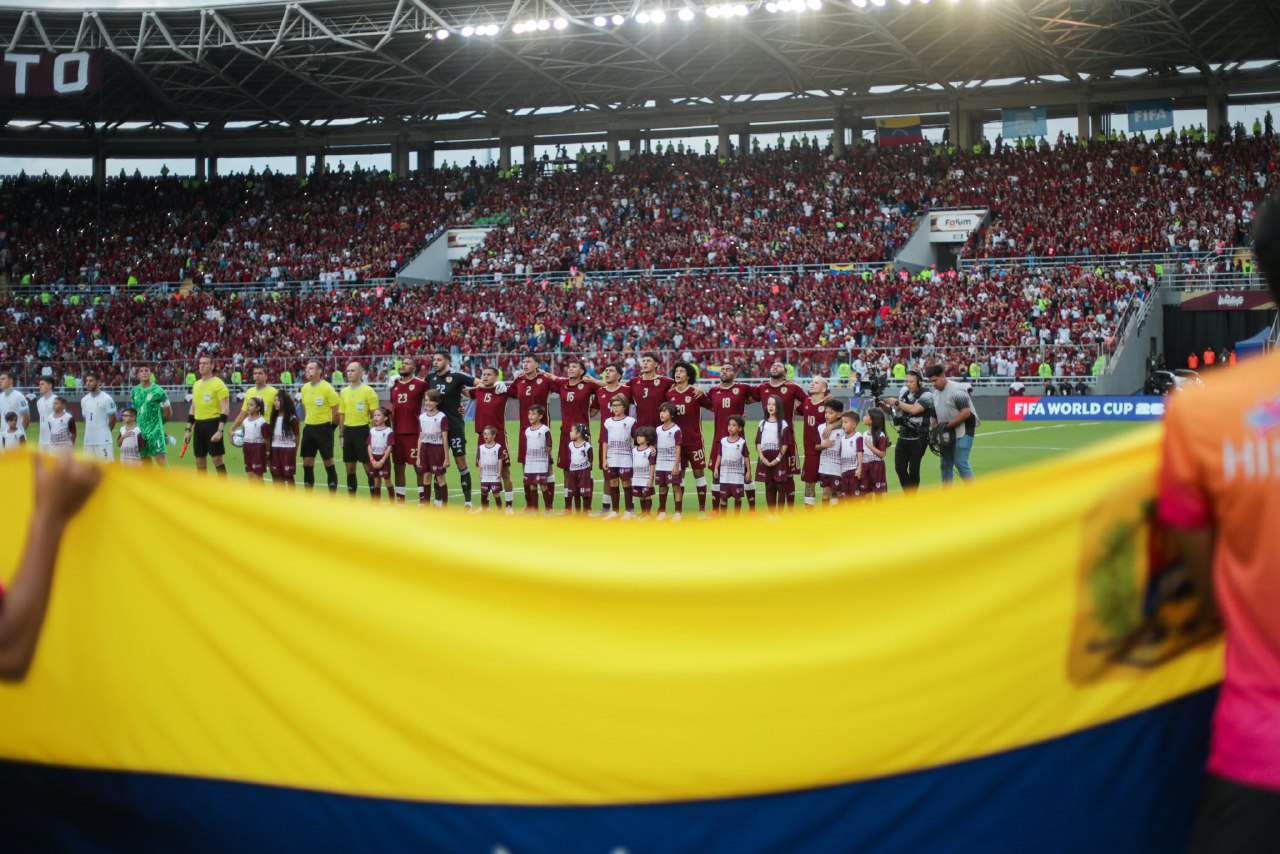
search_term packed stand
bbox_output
[0,259,1147,388]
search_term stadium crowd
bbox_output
[0,260,1145,388]
[0,128,1272,289]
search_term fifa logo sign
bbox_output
[1133,108,1169,124]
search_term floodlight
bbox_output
[706,5,721,15]
[460,25,474,36]
[651,10,666,22]
[554,17,568,29]
[612,14,626,23]
[435,28,450,39]
[679,7,696,19]
[537,19,551,29]
[807,0,823,8]
[766,1,778,10]
[733,4,748,14]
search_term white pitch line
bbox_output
[979,446,1076,451]
[978,422,1099,438]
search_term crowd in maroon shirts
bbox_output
[0,167,480,287]
[1,133,1271,289]
[0,259,1147,387]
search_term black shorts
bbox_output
[192,418,225,458]
[343,425,370,463]
[300,423,336,459]
[447,419,467,457]
[1190,774,1280,852]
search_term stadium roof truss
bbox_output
[1,0,1278,147]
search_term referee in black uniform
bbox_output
[429,351,476,508]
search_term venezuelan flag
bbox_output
[876,115,925,146]
[0,431,1221,851]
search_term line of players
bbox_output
[386,351,891,516]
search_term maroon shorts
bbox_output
[654,469,683,488]
[565,468,593,496]
[480,481,503,495]
[523,472,551,485]
[841,470,862,498]
[630,485,655,498]
[719,482,745,499]
[367,462,392,483]
[605,466,633,480]
[393,434,418,466]
[270,446,297,478]
[861,461,888,495]
[243,443,267,475]
[756,449,790,484]
[819,473,843,493]
[417,442,446,475]
[802,447,821,483]
[682,442,706,470]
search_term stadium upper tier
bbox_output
[1,130,1273,289]
[0,260,1149,388]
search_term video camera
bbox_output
[863,369,890,405]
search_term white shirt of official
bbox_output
[81,390,117,460]
[36,393,55,449]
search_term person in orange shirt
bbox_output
[1159,195,1280,849]
[1203,348,1216,367]
[1188,352,1199,370]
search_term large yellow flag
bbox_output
[0,431,1221,851]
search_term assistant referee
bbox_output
[297,359,340,491]
[339,360,380,498]
[186,355,230,477]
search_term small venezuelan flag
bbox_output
[876,115,924,146]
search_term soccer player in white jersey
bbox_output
[601,395,637,519]
[476,425,513,513]
[34,378,55,452]
[0,371,29,435]
[816,399,846,506]
[47,397,75,449]
[522,405,554,514]
[117,408,143,466]
[80,372,117,462]
[713,416,752,514]
[653,402,683,520]
[564,423,594,515]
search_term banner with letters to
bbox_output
[1128,99,1175,132]
[0,51,103,97]
[1002,107,1047,139]
[0,435,1220,851]
[1180,289,1276,312]
[929,208,987,243]
[1008,395,1167,421]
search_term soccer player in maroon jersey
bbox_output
[702,362,756,513]
[752,360,806,508]
[798,376,832,510]
[665,361,709,516]
[549,358,601,510]
[628,351,675,429]
[466,366,515,506]
[592,363,632,515]
[389,356,429,503]
[510,354,555,475]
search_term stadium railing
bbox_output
[957,249,1240,272]
[1164,270,1267,291]
[448,262,889,288]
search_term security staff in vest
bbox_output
[880,369,933,492]
[926,365,978,484]
[186,355,230,476]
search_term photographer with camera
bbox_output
[880,369,933,492]
[925,365,978,484]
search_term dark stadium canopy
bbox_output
[2,0,1278,125]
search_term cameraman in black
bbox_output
[880,369,933,492]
